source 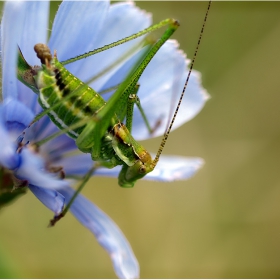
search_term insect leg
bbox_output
[62,19,179,66]
[124,84,140,133]
[90,20,179,160]
[49,163,98,226]
[125,84,157,134]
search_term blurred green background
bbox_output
[1,1,280,278]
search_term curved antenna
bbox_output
[152,1,212,169]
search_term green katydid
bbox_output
[17,4,211,192]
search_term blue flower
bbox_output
[0,0,209,278]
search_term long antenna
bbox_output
[152,1,212,168]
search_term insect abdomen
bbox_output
[36,58,106,139]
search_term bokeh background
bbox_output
[1,1,280,278]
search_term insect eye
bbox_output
[139,165,146,174]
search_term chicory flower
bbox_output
[0,0,209,278]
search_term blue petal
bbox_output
[15,148,69,190]
[57,152,204,182]
[85,2,151,91]
[29,184,65,216]
[29,115,58,142]
[0,106,20,170]
[1,1,27,100]
[55,153,119,178]
[42,134,77,162]
[55,153,93,176]
[25,117,78,160]
[16,1,50,112]
[89,155,204,182]
[78,2,152,90]
[98,45,151,96]
[17,1,49,65]
[133,40,209,140]
[2,99,34,135]
[48,1,109,63]
[58,186,139,279]
[145,155,204,181]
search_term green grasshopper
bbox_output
[17,5,210,189]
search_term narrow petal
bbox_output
[42,134,77,162]
[29,184,65,216]
[77,2,152,90]
[2,1,49,111]
[15,148,69,190]
[28,115,58,142]
[55,153,93,176]
[16,1,50,112]
[2,99,34,136]
[17,1,49,65]
[55,153,118,179]
[98,2,151,49]
[89,156,204,182]
[144,155,204,181]
[1,1,27,100]
[57,152,204,183]
[58,186,139,279]
[48,1,109,63]
[132,40,210,140]
[0,107,20,170]
[98,45,151,96]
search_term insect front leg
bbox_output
[125,84,140,133]
[75,119,121,168]
[126,84,161,135]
